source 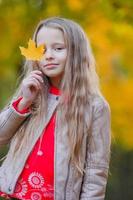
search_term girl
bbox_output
[0,17,111,200]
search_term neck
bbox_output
[49,77,62,89]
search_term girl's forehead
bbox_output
[36,26,65,46]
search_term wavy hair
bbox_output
[5,17,102,175]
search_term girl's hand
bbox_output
[18,70,44,110]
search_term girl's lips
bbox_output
[44,63,59,68]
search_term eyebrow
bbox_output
[52,42,65,45]
[37,42,66,47]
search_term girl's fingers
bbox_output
[21,71,44,101]
[22,70,44,94]
[24,74,43,87]
[29,74,44,84]
[27,78,41,90]
[30,70,43,76]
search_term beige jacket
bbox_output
[0,93,111,200]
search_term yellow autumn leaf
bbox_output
[19,39,45,61]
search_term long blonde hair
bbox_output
[6,17,102,175]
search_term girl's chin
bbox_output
[42,69,64,77]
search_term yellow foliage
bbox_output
[67,0,83,11]
[84,11,133,149]
[45,3,60,16]
[113,23,133,39]
[102,78,133,150]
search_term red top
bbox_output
[0,85,60,200]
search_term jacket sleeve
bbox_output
[80,98,111,200]
[0,102,31,145]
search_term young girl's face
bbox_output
[36,26,67,87]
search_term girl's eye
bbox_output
[55,47,64,51]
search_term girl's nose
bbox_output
[45,49,54,60]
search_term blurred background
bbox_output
[0,0,133,199]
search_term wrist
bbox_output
[18,97,32,111]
